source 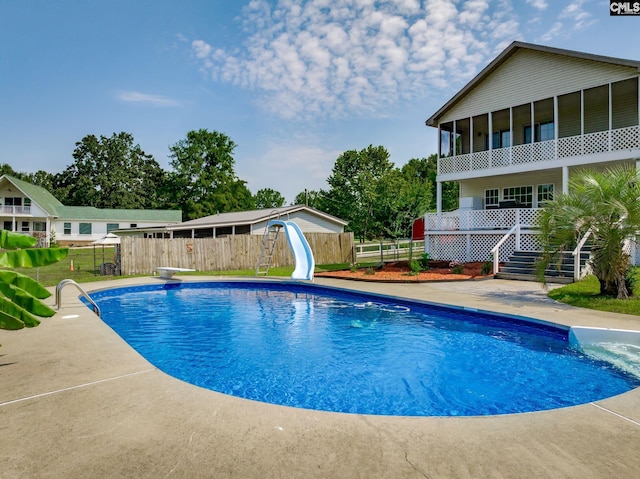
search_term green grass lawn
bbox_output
[548,274,640,316]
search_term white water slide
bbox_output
[268,220,315,281]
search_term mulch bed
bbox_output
[315,260,494,283]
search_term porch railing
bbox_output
[424,208,541,232]
[0,205,32,215]
[439,125,640,175]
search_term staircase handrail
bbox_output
[491,224,520,275]
[572,229,592,281]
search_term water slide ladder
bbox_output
[255,218,281,276]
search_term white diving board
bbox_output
[156,267,195,279]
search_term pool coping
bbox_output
[1,276,639,478]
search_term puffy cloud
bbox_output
[191,0,521,119]
[525,0,548,10]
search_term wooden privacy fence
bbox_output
[120,232,355,275]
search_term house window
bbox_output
[33,222,46,232]
[79,223,92,235]
[3,221,12,231]
[485,189,499,207]
[486,130,510,149]
[21,221,29,232]
[524,121,554,143]
[503,186,533,208]
[537,184,554,204]
[107,223,119,233]
[130,224,137,228]
[63,222,71,235]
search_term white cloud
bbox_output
[116,91,180,107]
[190,0,521,119]
[525,0,548,10]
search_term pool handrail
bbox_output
[55,279,101,317]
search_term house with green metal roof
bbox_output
[0,175,182,246]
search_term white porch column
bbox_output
[553,95,559,159]
[46,217,51,247]
[562,166,569,195]
[436,181,442,215]
[488,112,493,167]
[608,82,613,150]
[437,124,442,158]
[453,120,457,156]
[509,107,513,164]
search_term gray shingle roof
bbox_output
[168,205,346,230]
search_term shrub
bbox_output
[449,261,464,274]
[409,260,422,275]
[481,261,492,275]
[419,253,430,271]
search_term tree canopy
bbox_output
[52,132,167,209]
[254,188,285,209]
[165,129,253,220]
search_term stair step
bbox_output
[494,272,574,284]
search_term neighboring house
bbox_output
[115,205,347,239]
[0,175,182,246]
[424,41,640,264]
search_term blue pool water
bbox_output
[88,281,640,416]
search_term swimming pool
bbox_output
[88,281,640,416]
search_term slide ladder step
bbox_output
[255,224,281,276]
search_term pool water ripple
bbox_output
[88,281,640,417]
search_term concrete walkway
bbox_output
[1,277,639,478]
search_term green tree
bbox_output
[537,166,640,299]
[379,164,432,238]
[403,155,459,211]
[254,188,285,209]
[53,132,167,209]
[323,145,395,241]
[166,129,253,220]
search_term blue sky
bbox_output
[2,0,640,203]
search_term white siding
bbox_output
[440,49,639,123]
[252,212,344,236]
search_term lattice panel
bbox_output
[531,140,555,163]
[425,214,459,231]
[612,126,640,151]
[439,156,454,175]
[512,144,531,164]
[583,131,609,155]
[427,232,543,262]
[472,151,490,169]
[519,234,541,251]
[558,136,581,158]
[517,209,541,227]
[492,148,510,167]
[427,234,469,262]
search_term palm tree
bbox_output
[536,166,640,299]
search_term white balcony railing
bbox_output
[424,208,541,232]
[1,205,32,215]
[439,125,640,175]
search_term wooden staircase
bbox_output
[495,249,590,284]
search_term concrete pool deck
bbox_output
[1,276,639,478]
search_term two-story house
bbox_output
[424,41,640,271]
[0,175,182,246]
